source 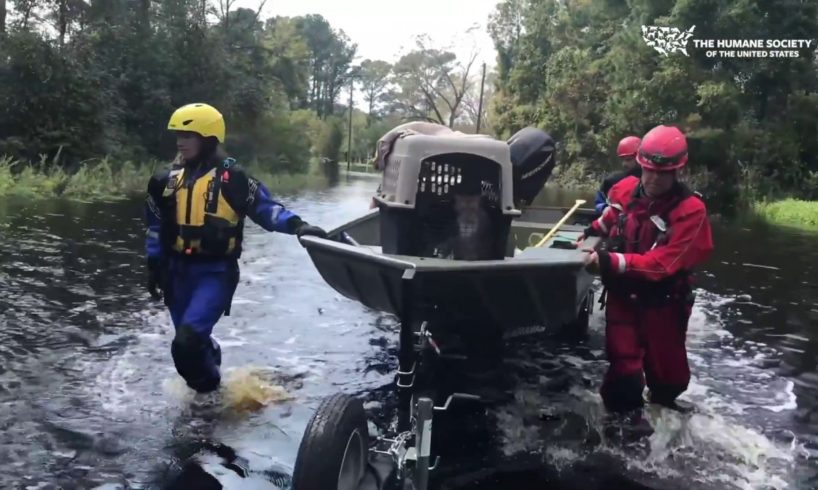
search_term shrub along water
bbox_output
[0,156,327,201]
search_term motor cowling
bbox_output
[508,127,556,205]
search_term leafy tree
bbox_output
[358,59,392,123]
[487,0,818,205]
[0,0,374,173]
[390,35,478,128]
[316,116,344,161]
[293,14,357,118]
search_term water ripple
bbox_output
[0,179,816,489]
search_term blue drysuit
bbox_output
[594,189,609,216]
[144,160,301,392]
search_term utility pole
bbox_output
[476,62,487,134]
[347,77,354,171]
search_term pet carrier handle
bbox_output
[533,199,586,248]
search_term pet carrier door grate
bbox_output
[418,160,464,197]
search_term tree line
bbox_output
[487,0,818,206]
[0,0,491,175]
[3,0,815,206]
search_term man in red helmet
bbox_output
[594,136,642,215]
[579,125,714,413]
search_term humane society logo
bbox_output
[642,25,696,57]
[641,24,814,58]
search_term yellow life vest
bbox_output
[162,162,242,257]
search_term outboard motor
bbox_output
[508,127,556,206]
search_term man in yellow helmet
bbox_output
[144,103,327,394]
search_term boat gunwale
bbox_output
[299,205,600,272]
[299,236,600,272]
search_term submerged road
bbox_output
[0,173,815,489]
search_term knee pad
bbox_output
[171,325,221,393]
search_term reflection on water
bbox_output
[0,176,815,489]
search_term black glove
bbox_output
[288,217,328,239]
[147,257,163,300]
[296,223,328,239]
[583,225,599,238]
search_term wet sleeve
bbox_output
[144,172,166,259]
[245,177,300,234]
[609,204,714,281]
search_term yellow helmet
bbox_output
[167,103,225,143]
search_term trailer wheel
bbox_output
[293,393,370,490]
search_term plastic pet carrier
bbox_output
[373,132,521,260]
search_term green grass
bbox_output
[0,155,326,201]
[754,198,818,230]
[0,155,152,200]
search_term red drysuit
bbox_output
[587,175,714,412]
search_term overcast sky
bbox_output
[234,0,502,67]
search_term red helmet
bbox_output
[616,136,641,158]
[636,125,688,171]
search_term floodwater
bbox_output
[0,172,815,489]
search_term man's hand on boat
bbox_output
[576,234,586,248]
[582,249,619,277]
[579,238,603,273]
[576,232,594,251]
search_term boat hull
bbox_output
[300,207,600,330]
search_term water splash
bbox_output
[161,366,294,415]
[221,366,293,413]
[635,403,794,488]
